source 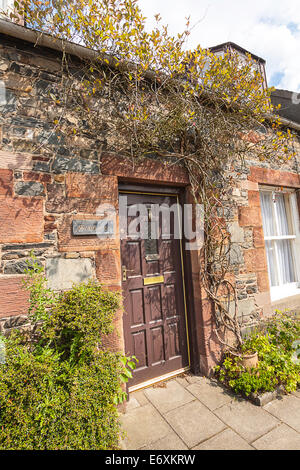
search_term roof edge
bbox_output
[0,20,299,133]
[0,18,99,61]
[209,41,266,63]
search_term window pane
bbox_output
[275,194,291,236]
[260,192,276,236]
[265,240,278,286]
[276,239,295,284]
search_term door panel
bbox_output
[120,191,189,387]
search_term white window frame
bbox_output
[260,186,300,301]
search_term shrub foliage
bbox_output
[0,260,135,450]
[215,311,300,397]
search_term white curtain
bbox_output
[275,194,295,284]
[276,239,295,284]
[275,194,290,236]
[265,240,278,287]
[260,192,275,236]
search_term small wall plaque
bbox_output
[72,219,114,237]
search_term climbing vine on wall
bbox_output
[9,0,297,351]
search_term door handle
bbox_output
[122,265,135,281]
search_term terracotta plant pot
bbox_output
[240,351,258,370]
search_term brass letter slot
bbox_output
[143,275,164,286]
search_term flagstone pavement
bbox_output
[120,374,300,450]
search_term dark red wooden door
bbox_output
[120,191,190,388]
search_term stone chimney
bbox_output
[209,42,268,90]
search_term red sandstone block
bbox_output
[95,250,121,285]
[32,156,50,162]
[59,242,118,252]
[238,206,262,227]
[257,271,270,293]
[216,273,236,298]
[0,169,13,196]
[253,226,265,248]
[244,248,268,272]
[65,173,118,201]
[248,190,260,207]
[44,215,56,222]
[44,222,57,232]
[200,298,215,322]
[101,153,190,185]
[46,182,70,214]
[0,197,44,243]
[200,287,208,301]
[0,277,29,318]
[46,182,112,214]
[240,180,259,191]
[23,171,52,183]
[249,167,300,188]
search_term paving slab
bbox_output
[125,396,141,412]
[122,377,300,450]
[144,379,195,414]
[164,399,226,448]
[292,389,300,399]
[192,428,253,450]
[185,374,204,385]
[120,403,172,450]
[263,395,300,432]
[186,378,234,410]
[175,375,190,388]
[140,431,188,450]
[131,390,149,407]
[215,399,279,443]
[252,424,300,450]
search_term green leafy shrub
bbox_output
[215,311,300,397]
[263,310,300,353]
[41,279,119,363]
[0,258,136,450]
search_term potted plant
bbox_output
[213,280,259,370]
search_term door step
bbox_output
[128,366,190,393]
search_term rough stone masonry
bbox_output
[0,25,299,375]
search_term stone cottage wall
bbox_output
[0,34,123,349]
[220,143,300,331]
[0,166,122,344]
[0,31,299,374]
[0,33,195,359]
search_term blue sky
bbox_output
[138,0,300,92]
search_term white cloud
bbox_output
[138,0,300,92]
